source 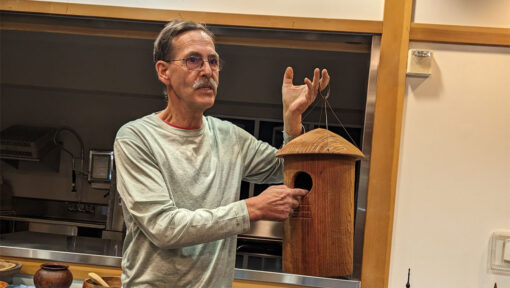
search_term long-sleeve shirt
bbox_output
[114,113,285,287]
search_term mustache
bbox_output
[192,77,218,93]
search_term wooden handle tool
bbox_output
[88,272,110,287]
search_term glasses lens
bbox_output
[185,56,221,71]
[208,56,220,71]
[186,56,203,70]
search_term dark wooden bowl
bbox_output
[0,260,22,284]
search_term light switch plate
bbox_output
[504,239,510,262]
[489,231,510,274]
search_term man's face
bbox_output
[165,30,220,113]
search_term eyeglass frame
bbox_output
[164,54,223,72]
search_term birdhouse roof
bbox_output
[276,128,364,159]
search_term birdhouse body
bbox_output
[276,129,363,277]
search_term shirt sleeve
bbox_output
[114,134,251,249]
[233,126,285,184]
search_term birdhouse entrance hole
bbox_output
[293,171,313,191]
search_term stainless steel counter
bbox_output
[0,233,360,288]
[0,231,122,266]
[235,269,360,288]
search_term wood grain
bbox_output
[277,128,364,159]
[410,23,510,47]
[215,36,370,53]
[0,13,159,40]
[282,155,356,277]
[361,0,413,286]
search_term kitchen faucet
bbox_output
[53,127,85,193]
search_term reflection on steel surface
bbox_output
[235,269,360,288]
[241,220,283,240]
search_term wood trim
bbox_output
[215,36,370,53]
[410,23,510,46]
[3,1,509,47]
[0,14,158,40]
[360,0,413,287]
[0,15,370,53]
[0,0,382,34]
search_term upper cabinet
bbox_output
[1,13,373,128]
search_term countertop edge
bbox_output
[1,246,360,288]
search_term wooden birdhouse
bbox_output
[276,128,364,277]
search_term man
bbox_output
[114,20,330,287]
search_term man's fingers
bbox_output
[274,184,288,189]
[283,66,294,85]
[311,68,320,91]
[320,69,330,91]
[284,67,328,92]
[322,69,330,81]
[304,77,313,91]
[291,188,309,197]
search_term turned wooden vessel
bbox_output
[276,128,364,277]
[33,263,73,288]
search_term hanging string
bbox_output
[324,95,328,131]
[302,91,322,124]
[326,99,359,148]
[319,82,330,151]
[302,82,360,149]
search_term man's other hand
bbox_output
[244,185,308,221]
[282,67,330,138]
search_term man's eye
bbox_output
[188,56,200,63]
[209,58,218,65]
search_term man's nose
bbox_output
[199,60,214,76]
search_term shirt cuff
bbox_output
[282,124,305,145]
[236,200,251,234]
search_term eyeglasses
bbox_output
[165,55,223,71]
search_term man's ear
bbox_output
[155,60,171,86]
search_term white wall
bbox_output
[389,42,510,288]
[413,0,510,28]
[33,0,384,21]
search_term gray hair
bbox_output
[153,20,215,63]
